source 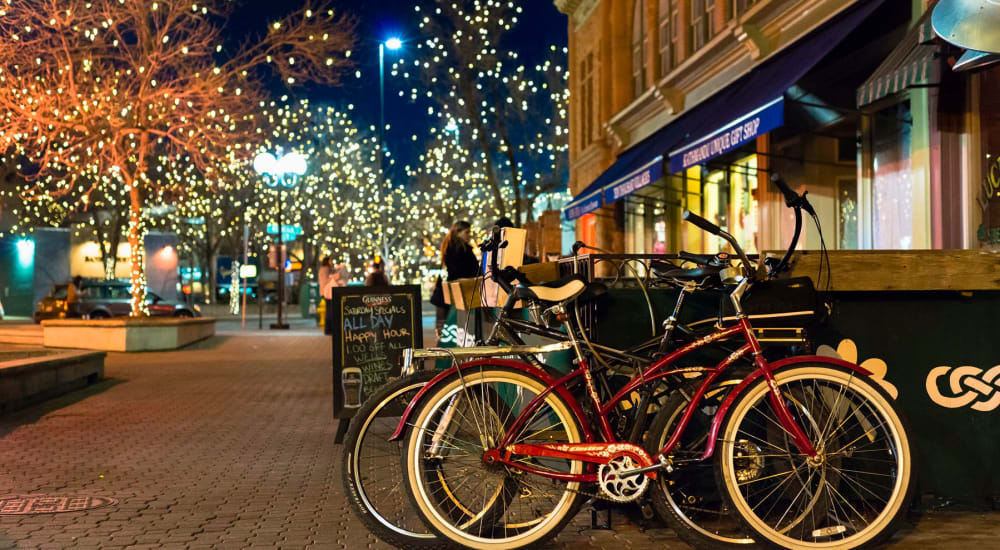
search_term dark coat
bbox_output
[444,243,480,281]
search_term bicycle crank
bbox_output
[598,455,650,503]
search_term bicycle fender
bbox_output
[388,358,589,441]
[701,355,872,460]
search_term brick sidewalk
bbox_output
[0,333,994,549]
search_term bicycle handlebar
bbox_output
[682,210,755,281]
[771,174,799,207]
[682,211,722,236]
[769,174,808,277]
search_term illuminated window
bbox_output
[657,0,677,76]
[690,0,715,52]
[632,0,648,98]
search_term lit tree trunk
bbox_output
[203,223,215,305]
[126,134,150,317]
[127,183,148,316]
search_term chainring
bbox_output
[597,455,650,503]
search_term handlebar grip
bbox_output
[770,174,799,206]
[682,210,722,236]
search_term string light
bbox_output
[0,0,354,315]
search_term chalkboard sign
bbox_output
[331,285,422,426]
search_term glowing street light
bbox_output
[378,37,402,260]
[253,150,308,330]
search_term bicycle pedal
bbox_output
[590,505,612,530]
[639,501,655,520]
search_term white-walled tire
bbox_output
[401,366,585,550]
[716,365,914,550]
[341,370,440,550]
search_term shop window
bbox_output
[690,0,715,53]
[978,66,1000,248]
[871,101,914,249]
[653,220,667,253]
[729,155,759,253]
[703,170,725,252]
[632,0,648,98]
[838,178,859,250]
[702,155,759,254]
[580,213,597,249]
[625,202,647,254]
[658,0,677,77]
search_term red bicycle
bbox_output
[393,186,913,550]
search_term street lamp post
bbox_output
[253,151,307,330]
[378,37,401,260]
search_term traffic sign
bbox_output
[239,264,258,279]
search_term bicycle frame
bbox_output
[394,307,836,485]
[484,313,814,482]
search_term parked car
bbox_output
[34,281,200,323]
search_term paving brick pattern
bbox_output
[0,331,994,549]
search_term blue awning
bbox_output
[563,0,884,221]
[668,97,784,173]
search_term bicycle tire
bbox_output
[715,364,915,550]
[341,370,442,550]
[401,365,586,550]
[645,379,760,550]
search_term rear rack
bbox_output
[401,342,573,375]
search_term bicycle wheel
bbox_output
[342,370,439,550]
[646,379,759,550]
[402,365,585,550]
[716,364,914,550]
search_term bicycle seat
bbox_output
[513,275,604,305]
[655,265,722,284]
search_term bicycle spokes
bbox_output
[723,371,907,545]
[409,370,582,543]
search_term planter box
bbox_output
[0,350,105,413]
[41,317,216,352]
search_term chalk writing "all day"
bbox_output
[343,314,394,331]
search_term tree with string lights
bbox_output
[157,99,423,295]
[405,122,501,270]
[0,0,354,315]
[394,0,570,226]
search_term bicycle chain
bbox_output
[510,468,645,504]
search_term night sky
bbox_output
[230,0,569,175]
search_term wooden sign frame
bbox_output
[330,285,422,441]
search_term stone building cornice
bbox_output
[554,0,600,27]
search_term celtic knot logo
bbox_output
[438,324,475,347]
[925,366,1000,411]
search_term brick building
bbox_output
[555,0,996,256]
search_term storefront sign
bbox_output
[977,155,1000,245]
[603,156,663,205]
[669,97,784,173]
[563,191,603,221]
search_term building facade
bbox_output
[556,0,996,256]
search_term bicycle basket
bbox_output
[722,276,823,329]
